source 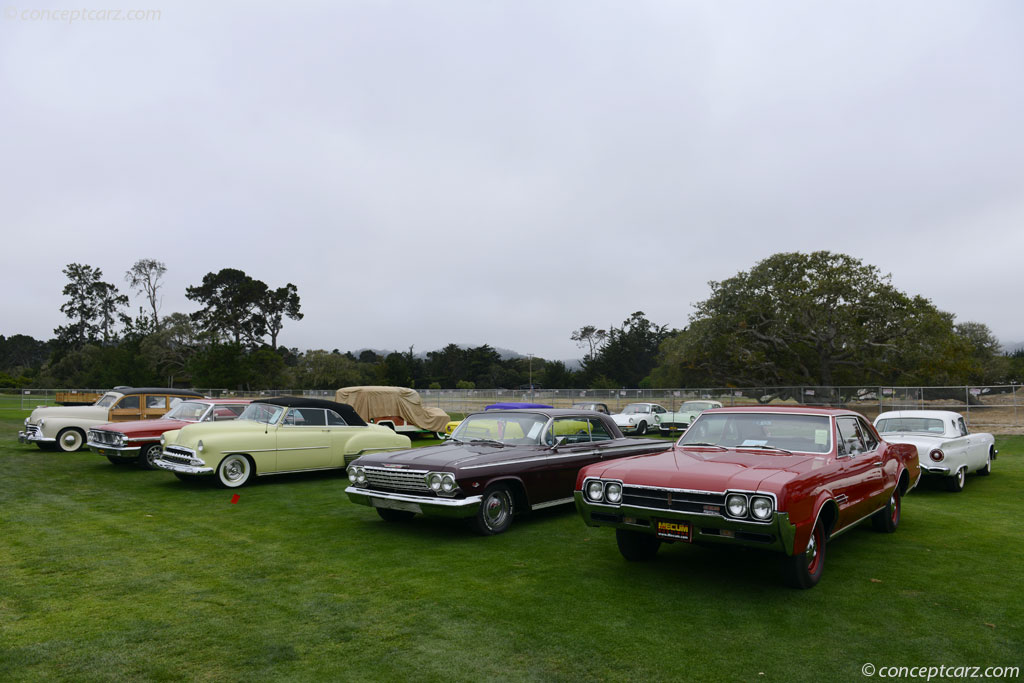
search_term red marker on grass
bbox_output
[230,494,240,504]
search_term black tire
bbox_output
[871,487,901,533]
[376,507,416,522]
[977,450,992,476]
[56,428,85,452]
[137,443,163,470]
[781,518,826,589]
[472,484,514,535]
[615,529,661,561]
[946,467,966,492]
[106,456,133,465]
[636,421,648,436]
[216,454,253,488]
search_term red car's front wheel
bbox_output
[782,518,826,589]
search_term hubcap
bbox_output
[805,533,818,570]
[225,459,245,482]
[484,492,510,529]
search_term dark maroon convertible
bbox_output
[345,408,668,535]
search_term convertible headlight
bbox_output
[440,473,456,493]
[38,419,45,428]
[605,482,623,504]
[114,434,125,447]
[726,493,748,518]
[750,496,773,520]
[427,473,443,491]
[196,440,204,453]
[585,480,605,502]
[160,435,166,446]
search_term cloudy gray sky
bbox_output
[2,1,1023,361]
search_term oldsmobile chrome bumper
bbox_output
[345,486,483,518]
[575,491,798,555]
[921,464,952,475]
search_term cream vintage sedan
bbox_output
[155,397,411,487]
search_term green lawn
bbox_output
[0,400,1021,682]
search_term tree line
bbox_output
[1,252,1022,390]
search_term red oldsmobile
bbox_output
[574,406,921,588]
[88,399,250,469]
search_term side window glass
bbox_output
[957,418,968,437]
[836,417,865,455]
[116,396,140,410]
[553,418,590,444]
[857,418,878,451]
[147,396,167,410]
[589,418,612,442]
[286,408,327,426]
[169,397,184,408]
[326,410,347,426]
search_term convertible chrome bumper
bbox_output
[154,457,214,476]
[345,486,483,518]
[921,464,951,475]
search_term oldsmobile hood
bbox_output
[584,445,822,493]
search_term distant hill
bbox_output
[1002,340,1024,354]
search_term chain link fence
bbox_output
[7,385,1023,432]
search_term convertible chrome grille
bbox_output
[163,446,196,459]
[89,430,121,446]
[621,486,726,514]
[364,466,429,492]
[161,454,195,466]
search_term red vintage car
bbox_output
[574,406,921,588]
[87,398,250,469]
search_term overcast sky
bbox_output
[2,1,1022,361]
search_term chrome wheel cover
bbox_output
[221,456,248,484]
[482,490,511,530]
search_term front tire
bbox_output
[636,421,648,436]
[615,529,661,561]
[946,467,966,492]
[782,518,826,589]
[376,508,415,522]
[472,484,514,535]
[216,454,253,488]
[871,487,901,533]
[56,428,85,452]
[138,443,163,470]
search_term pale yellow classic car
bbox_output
[155,397,410,487]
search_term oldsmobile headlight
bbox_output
[605,482,623,504]
[160,435,166,446]
[750,496,773,520]
[585,480,605,502]
[197,440,204,453]
[726,493,748,518]
[39,419,45,428]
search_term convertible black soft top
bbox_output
[117,387,204,397]
[253,396,367,426]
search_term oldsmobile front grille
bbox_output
[164,446,196,459]
[364,466,429,492]
[621,486,726,514]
